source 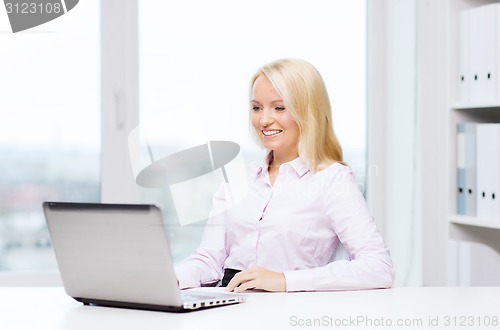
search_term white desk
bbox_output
[1,287,499,330]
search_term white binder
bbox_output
[481,4,498,102]
[468,7,481,102]
[469,5,497,103]
[476,124,500,222]
[458,10,470,103]
[464,123,476,216]
[457,123,477,216]
[457,124,466,214]
[497,4,500,102]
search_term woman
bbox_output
[175,59,394,292]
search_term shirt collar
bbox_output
[256,151,310,178]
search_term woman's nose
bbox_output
[260,109,273,126]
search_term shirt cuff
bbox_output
[283,268,315,292]
[174,265,199,289]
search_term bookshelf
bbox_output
[449,216,500,255]
[447,0,500,258]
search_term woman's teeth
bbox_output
[262,130,282,136]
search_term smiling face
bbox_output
[250,75,300,163]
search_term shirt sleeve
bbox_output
[174,184,228,289]
[283,165,395,292]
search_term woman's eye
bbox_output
[275,106,285,111]
[252,106,261,111]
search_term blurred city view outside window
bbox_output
[0,0,100,271]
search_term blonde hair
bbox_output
[249,58,345,172]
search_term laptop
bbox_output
[43,201,246,312]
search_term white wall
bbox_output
[414,0,449,286]
[367,0,422,286]
[368,0,454,287]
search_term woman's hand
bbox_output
[225,266,286,293]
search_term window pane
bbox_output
[139,0,367,263]
[0,1,100,271]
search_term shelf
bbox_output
[445,0,500,285]
[449,215,500,230]
[451,102,500,110]
[449,216,500,254]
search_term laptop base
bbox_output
[74,297,239,313]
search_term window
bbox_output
[138,0,367,262]
[0,0,366,275]
[0,0,100,271]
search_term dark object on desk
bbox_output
[222,268,242,287]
